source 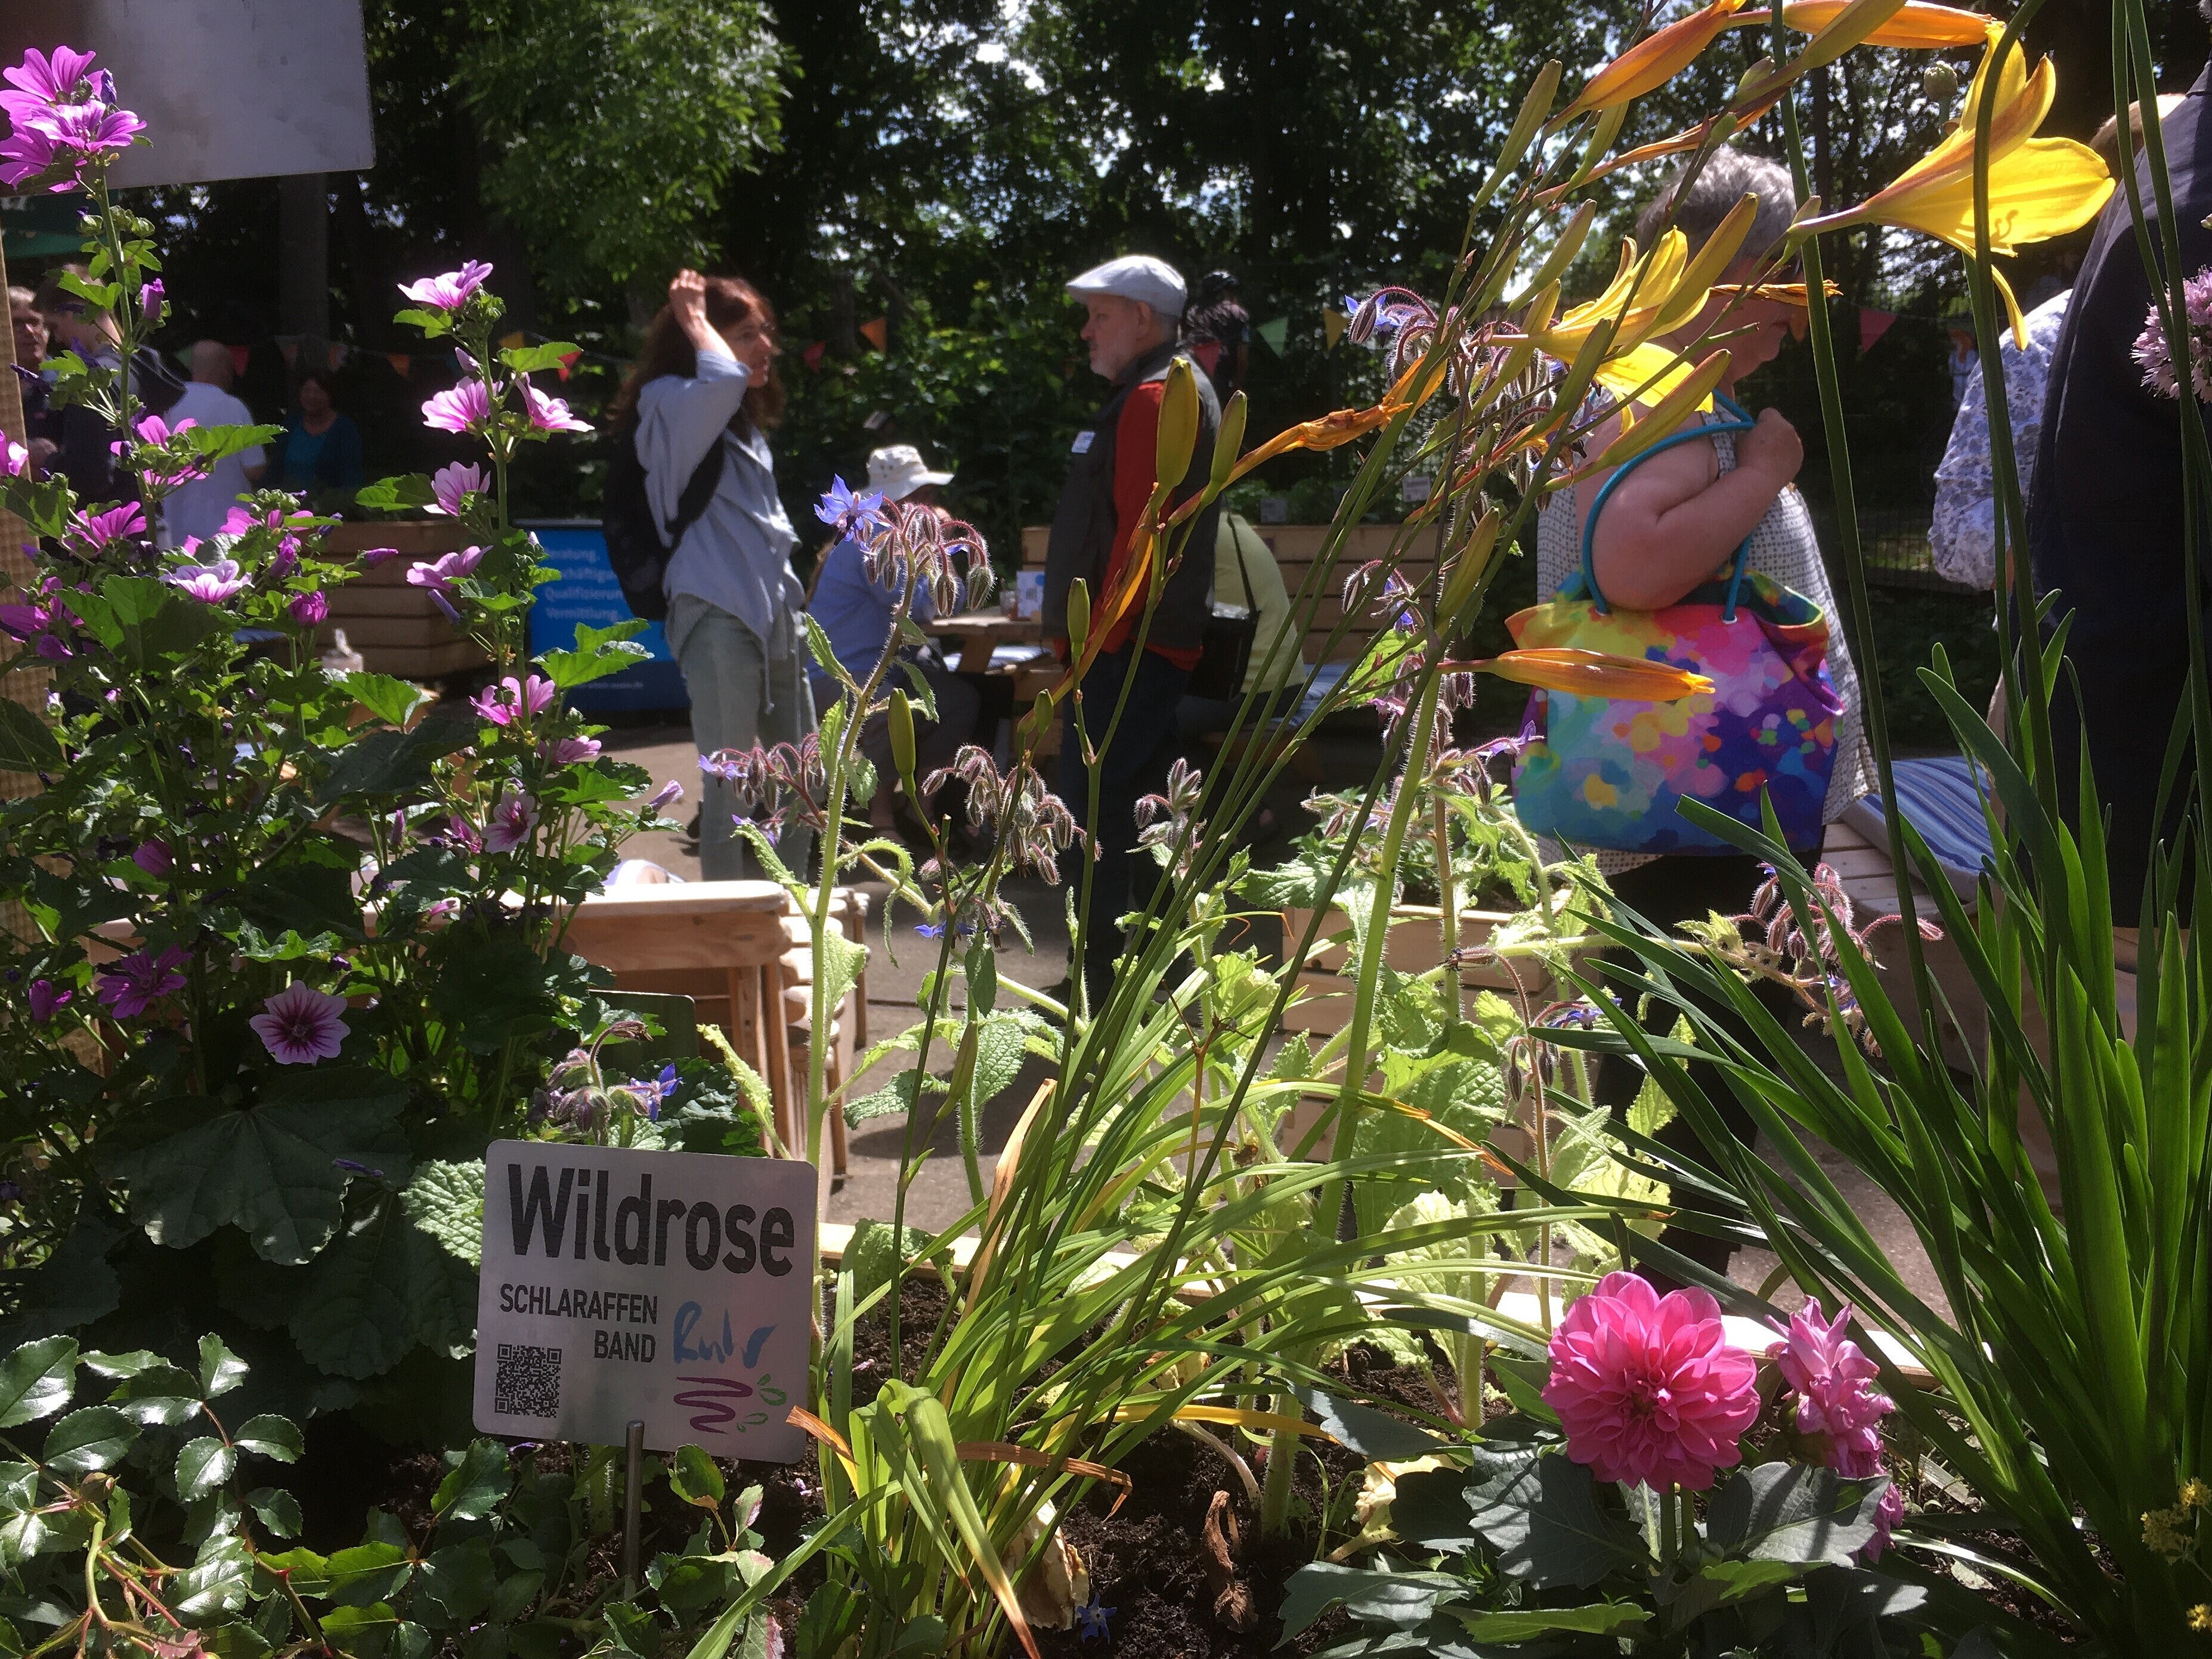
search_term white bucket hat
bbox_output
[865,444,954,503]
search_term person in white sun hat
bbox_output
[805,443,980,834]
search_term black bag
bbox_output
[600,418,725,622]
[1186,515,1260,701]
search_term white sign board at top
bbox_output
[474,1142,816,1463]
[0,0,375,188]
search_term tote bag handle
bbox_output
[1578,392,1759,623]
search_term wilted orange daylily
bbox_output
[1796,36,2110,343]
[1554,0,1749,126]
[1455,649,1716,701]
[1733,0,1992,47]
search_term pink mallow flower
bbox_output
[429,461,488,516]
[398,259,494,312]
[519,376,589,434]
[1766,1299,1893,1479]
[132,839,171,877]
[249,982,350,1065]
[542,735,602,764]
[1542,1271,1760,1493]
[69,502,145,552]
[472,673,557,727]
[405,545,483,594]
[26,978,70,1022]
[484,793,538,854]
[0,47,104,121]
[289,590,329,627]
[422,379,492,434]
[95,946,189,1019]
[163,559,249,604]
[1,438,26,477]
[0,97,144,191]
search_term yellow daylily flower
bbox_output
[1554,0,1749,126]
[1527,210,1753,406]
[1797,36,2111,343]
[1733,1,1993,47]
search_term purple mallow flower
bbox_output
[428,461,488,516]
[140,278,163,322]
[289,590,329,627]
[542,735,602,764]
[250,983,350,1064]
[422,379,492,434]
[95,945,189,1019]
[132,838,171,877]
[406,545,483,594]
[518,376,589,434]
[69,502,146,552]
[398,260,494,313]
[26,978,70,1022]
[484,793,538,854]
[472,673,556,728]
[163,558,249,603]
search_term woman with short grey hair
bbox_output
[1532,143,1873,1278]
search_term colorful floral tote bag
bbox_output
[1507,403,1842,855]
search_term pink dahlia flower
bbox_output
[428,461,488,516]
[398,259,494,312]
[472,673,556,728]
[1767,1298,1892,1479]
[1863,1477,1904,1562]
[95,946,189,1019]
[250,982,350,1064]
[163,559,250,603]
[484,793,538,854]
[405,545,483,594]
[422,379,492,434]
[518,376,589,434]
[1542,1271,1760,1491]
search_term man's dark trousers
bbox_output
[1059,643,1192,1001]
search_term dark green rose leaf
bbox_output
[234,1414,304,1461]
[433,1440,511,1521]
[0,1336,78,1427]
[43,1406,137,1474]
[246,1485,304,1539]
[176,1434,238,1500]
[199,1333,250,1398]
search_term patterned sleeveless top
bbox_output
[1532,411,1877,875]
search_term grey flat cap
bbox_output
[1066,254,1186,319]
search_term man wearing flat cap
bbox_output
[1043,253,1222,1004]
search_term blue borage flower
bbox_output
[815,476,887,541]
[1076,1593,1116,1642]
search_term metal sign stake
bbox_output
[621,1419,645,1597]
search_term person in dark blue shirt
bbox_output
[806,445,980,833]
[274,369,364,503]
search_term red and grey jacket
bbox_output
[1041,341,1221,659]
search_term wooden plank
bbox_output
[331,640,488,678]
[562,909,791,971]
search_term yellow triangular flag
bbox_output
[501,331,525,351]
[1322,308,1348,349]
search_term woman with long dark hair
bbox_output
[612,269,813,880]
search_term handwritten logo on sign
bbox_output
[672,1301,784,1435]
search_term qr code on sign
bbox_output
[494,1344,561,1417]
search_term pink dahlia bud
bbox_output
[1766,1298,1892,1479]
[1541,1271,1759,1492]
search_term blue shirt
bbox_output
[806,537,957,703]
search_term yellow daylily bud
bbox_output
[1210,390,1248,490]
[1156,355,1199,487]
[1066,577,1091,658]
[1519,203,1597,302]
[888,688,917,779]
[1474,61,1563,212]
[1733,0,1993,47]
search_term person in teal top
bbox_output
[274,370,364,500]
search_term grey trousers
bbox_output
[670,595,818,881]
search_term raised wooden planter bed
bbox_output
[321,521,489,680]
[1278,903,1587,1033]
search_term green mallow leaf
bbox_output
[104,1080,410,1265]
[539,618,649,689]
[400,1162,485,1268]
[1466,1451,1647,1589]
[338,672,432,729]
[0,700,61,773]
[1706,1462,1882,1566]
[176,1435,238,1500]
[43,1406,138,1474]
[0,1336,78,1427]
[1277,1564,1467,1641]
[352,471,437,511]
[290,1199,476,1380]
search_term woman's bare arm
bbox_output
[1584,406,1803,609]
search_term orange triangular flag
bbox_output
[859,316,887,351]
[500,331,525,351]
[386,352,412,377]
[556,349,580,381]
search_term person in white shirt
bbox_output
[160,341,266,548]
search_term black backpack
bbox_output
[601,417,725,621]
